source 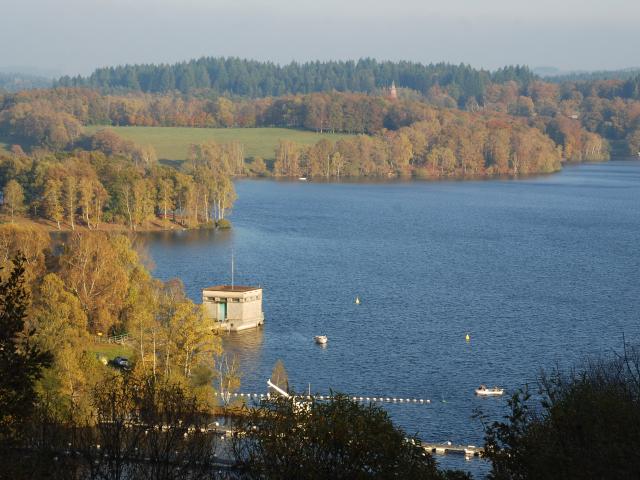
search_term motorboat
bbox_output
[299,177,308,181]
[475,385,504,396]
[314,335,328,344]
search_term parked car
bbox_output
[110,356,131,370]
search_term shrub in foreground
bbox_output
[481,345,640,480]
[232,393,470,480]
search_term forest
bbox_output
[271,112,563,178]
[0,133,237,231]
[0,226,227,415]
[0,87,608,169]
[0,229,238,478]
[55,57,535,101]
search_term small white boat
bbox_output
[314,335,328,344]
[299,177,308,181]
[355,296,360,305]
[475,385,504,396]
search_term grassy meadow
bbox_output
[85,126,354,162]
[88,342,134,362]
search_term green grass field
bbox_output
[87,342,134,362]
[85,126,354,162]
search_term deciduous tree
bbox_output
[3,179,24,222]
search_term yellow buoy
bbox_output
[465,333,470,343]
[355,296,361,305]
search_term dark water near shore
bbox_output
[142,161,640,477]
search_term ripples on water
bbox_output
[143,161,640,477]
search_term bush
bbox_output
[480,344,640,480]
[216,218,232,229]
[232,393,470,479]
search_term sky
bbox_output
[2,0,639,77]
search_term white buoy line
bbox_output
[214,392,432,405]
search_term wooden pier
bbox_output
[423,443,484,458]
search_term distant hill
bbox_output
[533,66,563,77]
[55,57,537,104]
[0,72,51,92]
[544,68,640,83]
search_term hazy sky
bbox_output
[2,0,639,76]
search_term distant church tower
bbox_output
[389,81,398,100]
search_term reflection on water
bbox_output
[143,227,233,247]
[221,328,265,382]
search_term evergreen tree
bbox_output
[177,66,196,93]
[0,255,52,437]
[66,57,538,99]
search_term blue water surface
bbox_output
[142,161,640,477]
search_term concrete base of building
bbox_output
[215,315,264,332]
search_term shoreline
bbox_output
[0,216,224,234]
[238,158,635,185]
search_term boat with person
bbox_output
[475,384,504,396]
[314,335,328,344]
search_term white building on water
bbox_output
[202,285,264,331]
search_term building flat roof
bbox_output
[203,285,261,293]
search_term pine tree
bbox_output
[0,255,52,437]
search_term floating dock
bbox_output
[423,443,484,457]
[216,392,433,405]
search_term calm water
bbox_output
[142,161,640,476]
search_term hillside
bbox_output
[0,71,51,92]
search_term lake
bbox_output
[142,160,640,476]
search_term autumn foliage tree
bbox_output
[3,179,24,222]
[58,233,134,333]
